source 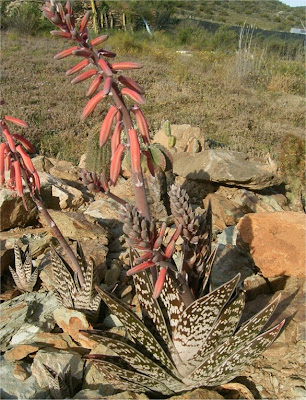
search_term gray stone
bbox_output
[0,291,57,351]
[173,150,282,190]
[217,225,238,246]
[170,388,224,399]
[73,389,108,399]
[0,356,50,399]
[210,244,255,291]
[31,347,84,389]
[0,188,38,231]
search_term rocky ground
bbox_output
[0,125,305,399]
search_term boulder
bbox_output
[169,388,224,399]
[0,356,49,399]
[0,291,58,352]
[0,188,38,231]
[173,150,282,190]
[237,212,306,278]
[153,124,204,153]
[39,172,87,210]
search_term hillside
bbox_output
[174,0,306,32]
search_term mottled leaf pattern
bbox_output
[173,274,240,362]
[83,331,184,392]
[95,286,178,375]
[133,270,173,349]
[92,358,173,394]
[51,246,102,322]
[9,242,38,292]
[43,364,74,399]
[159,273,185,333]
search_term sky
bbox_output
[280,0,306,6]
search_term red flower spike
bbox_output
[54,46,78,60]
[118,76,144,94]
[98,50,116,58]
[99,105,118,146]
[71,69,97,84]
[4,152,11,172]
[111,62,143,71]
[159,222,167,238]
[90,35,109,47]
[79,11,91,33]
[65,0,72,15]
[13,134,35,153]
[132,106,150,144]
[3,127,16,153]
[66,59,89,75]
[134,252,153,265]
[121,88,145,105]
[128,129,141,174]
[33,171,41,192]
[65,13,73,30]
[81,91,105,121]
[0,143,9,185]
[98,59,112,77]
[13,160,23,197]
[50,30,72,38]
[126,261,155,277]
[110,143,125,186]
[16,145,35,174]
[4,115,28,128]
[72,48,92,58]
[111,121,123,157]
[164,224,182,259]
[115,110,122,123]
[86,75,103,97]
[103,77,113,95]
[153,236,163,250]
[57,3,65,22]
[153,268,167,299]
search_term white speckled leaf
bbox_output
[173,274,240,362]
[93,358,174,394]
[201,320,285,387]
[160,273,185,334]
[85,331,184,392]
[186,294,281,383]
[188,291,246,371]
[95,286,178,375]
[133,270,173,349]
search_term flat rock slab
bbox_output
[173,150,281,189]
[0,291,58,351]
[237,212,306,278]
[0,356,50,399]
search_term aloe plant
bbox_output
[50,243,102,322]
[43,364,75,399]
[9,241,38,292]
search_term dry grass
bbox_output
[1,32,305,164]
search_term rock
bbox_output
[85,197,124,229]
[105,263,121,286]
[39,172,87,210]
[48,158,80,182]
[204,193,245,230]
[31,155,54,173]
[153,124,204,153]
[0,188,38,231]
[210,245,255,291]
[0,356,50,399]
[73,389,109,399]
[12,363,30,381]
[107,392,150,400]
[173,150,281,190]
[237,212,306,278]
[53,307,97,349]
[0,239,14,275]
[31,347,84,389]
[4,344,39,362]
[39,209,108,241]
[78,153,87,169]
[217,225,238,246]
[169,388,224,399]
[0,291,58,352]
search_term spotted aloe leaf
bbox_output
[9,242,38,292]
[186,294,282,384]
[95,286,178,375]
[82,331,183,393]
[173,274,241,362]
[89,356,174,394]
